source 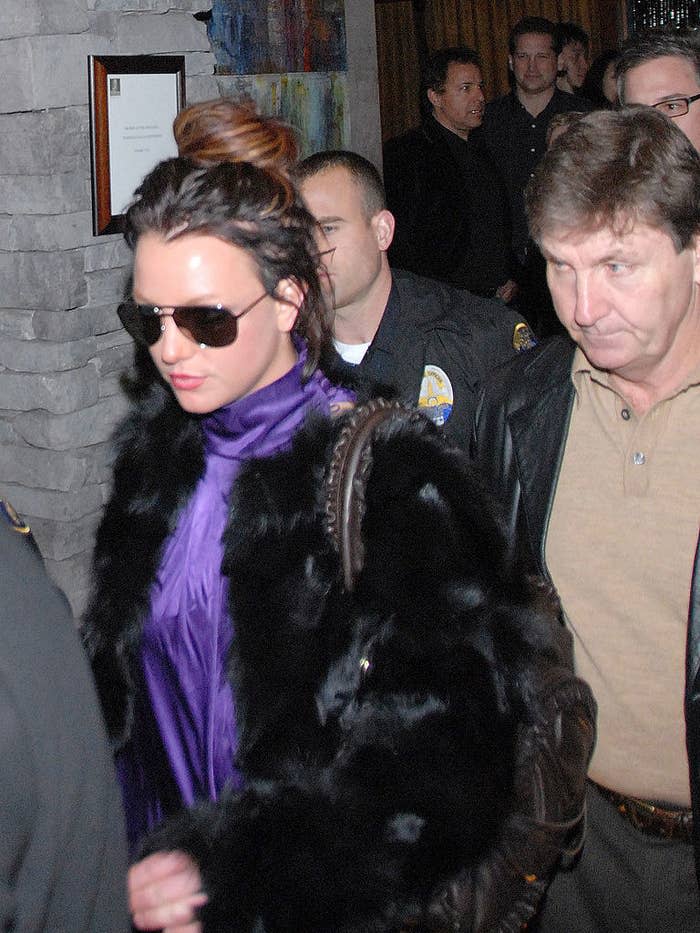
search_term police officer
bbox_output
[297,150,535,449]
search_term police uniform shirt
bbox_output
[344,270,535,450]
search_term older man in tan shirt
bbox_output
[473,107,700,931]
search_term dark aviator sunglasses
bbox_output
[117,292,268,349]
[117,249,335,348]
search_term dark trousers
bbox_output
[532,783,700,932]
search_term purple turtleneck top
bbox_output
[117,348,353,853]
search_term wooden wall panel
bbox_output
[375,1,422,142]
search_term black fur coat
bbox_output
[83,367,595,933]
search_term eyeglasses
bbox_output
[117,292,269,348]
[652,93,700,118]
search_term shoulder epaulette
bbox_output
[0,498,32,535]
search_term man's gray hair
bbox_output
[526,107,700,252]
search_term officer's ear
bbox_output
[371,209,395,253]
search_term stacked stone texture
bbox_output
[0,0,214,615]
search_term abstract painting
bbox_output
[209,0,347,74]
[215,72,349,156]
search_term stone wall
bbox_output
[0,0,380,615]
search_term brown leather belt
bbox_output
[591,780,693,843]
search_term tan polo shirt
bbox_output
[545,348,700,805]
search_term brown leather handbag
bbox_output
[322,399,596,932]
[325,398,423,591]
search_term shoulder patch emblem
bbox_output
[513,321,537,351]
[418,364,454,426]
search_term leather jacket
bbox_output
[334,270,532,451]
[471,336,700,887]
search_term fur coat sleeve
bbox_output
[143,410,596,933]
[82,357,205,747]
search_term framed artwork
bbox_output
[217,71,349,156]
[88,54,185,235]
[208,0,346,74]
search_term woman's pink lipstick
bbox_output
[170,374,206,390]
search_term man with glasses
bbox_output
[618,28,700,153]
[296,150,535,450]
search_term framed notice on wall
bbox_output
[89,54,186,236]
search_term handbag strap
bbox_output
[325,399,423,591]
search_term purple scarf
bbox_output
[118,349,353,853]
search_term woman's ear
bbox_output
[274,278,305,333]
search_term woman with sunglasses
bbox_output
[83,106,595,933]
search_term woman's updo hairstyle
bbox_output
[173,99,298,177]
[124,102,330,378]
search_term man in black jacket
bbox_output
[382,47,517,300]
[479,17,591,268]
[296,149,535,450]
[472,108,700,932]
[478,17,591,338]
